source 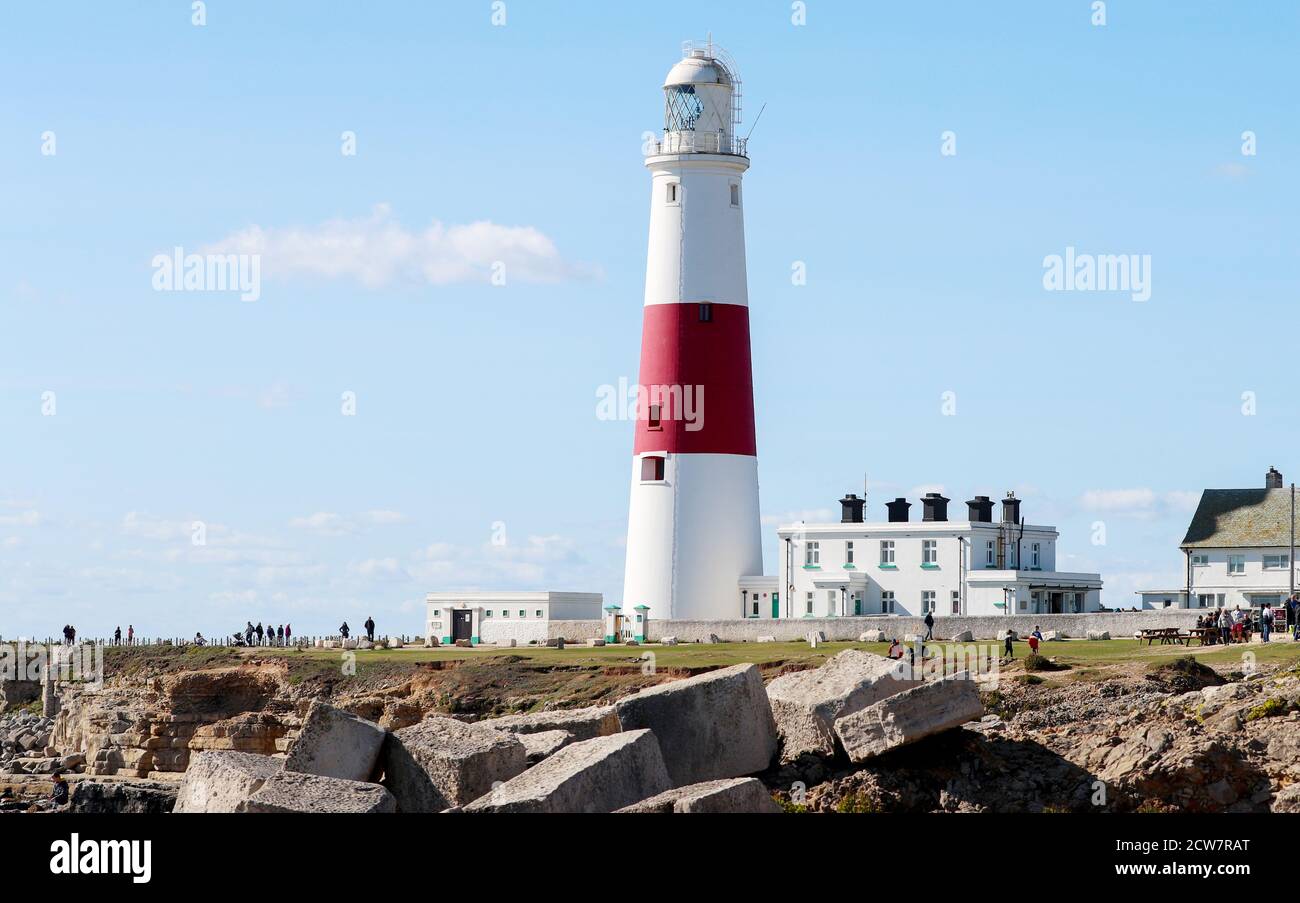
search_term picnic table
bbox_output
[1138,627,1192,646]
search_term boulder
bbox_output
[342,638,358,650]
[380,716,527,812]
[859,630,885,643]
[174,750,282,813]
[614,663,777,786]
[996,630,1018,641]
[284,701,386,782]
[949,630,974,643]
[757,636,777,643]
[834,674,984,763]
[513,730,574,764]
[241,770,396,814]
[357,638,374,650]
[616,777,781,813]
[806,630,825,645]
[766,649,921,761]
[1087,630,1111,641]
[661,636,679,646]
[463,729,671,814]
[70,779,178,814]
[479,705,620,742]
[1042,631,1061,641]
[586,639,606,647]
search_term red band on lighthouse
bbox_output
[633,301,756,457]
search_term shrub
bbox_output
[1023,653,1067,672]
[1245,697,1291,722]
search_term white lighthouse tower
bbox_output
[621,42,763,625]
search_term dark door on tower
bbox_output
[452,610,473,641]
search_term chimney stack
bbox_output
[1001,491,1021,524]
[885,497,911,523]
[920,492,949,522]
[1266,467,1283,489]
[966,495,994,523]
[839,493,865,524]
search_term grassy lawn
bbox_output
[233,636,1300,673]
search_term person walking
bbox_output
[127,625,134,646]
[1261,604,1274,643]
[244,621,254,646]
[255,622,264,645]
[1288,593,1300,640]
[113,626,122,646]
[285,623,292,647]
[922,609,934,641]
[1003,630,1014,660]
[276,625,284,647]
[365,616,376,643]
[1218,608,1232,646]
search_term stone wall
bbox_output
[0,679,41,714]
[642,611,1204,643]
[478,619,605,645]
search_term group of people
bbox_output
[1196,597,1299,644]
[59,624,77,645]
[243,622,293,647]
[111,625,135,645]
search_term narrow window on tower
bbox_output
[647,404,662,430]
[666,182,680,205]
[698,303,713,322]
[640,455,665,482]
[730,183,740,207]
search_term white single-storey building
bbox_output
[425,592,603,646]
[1138,467,1299,610]
[766,491,1103,620]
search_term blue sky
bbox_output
[2,1,1297,639]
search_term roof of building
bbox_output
[1181,488,1300,548]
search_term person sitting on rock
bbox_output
[49,772,69,808]
[887,637,903,659]
[194,632,206,646]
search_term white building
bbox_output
[1139,467,1299,610]
[756,492,1102,620]
[425,592,603,646]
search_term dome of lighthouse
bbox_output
[663,51,734,88]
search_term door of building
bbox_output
[772,594,780,619]
[452,610,473,642]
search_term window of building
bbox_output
[827,590,838,614]
[751,598,759,617]
[640,455,665,482]
[518,610,526,618]
[922,591,936,612]
[730,183,740,207]
[1031,543,1040,568]
[880,540,895,566]
[845,541,855,566]
[881,591,895,614]
[1196,593,1215,608]
[1264,554,1289,570]
[1228,555,1245,574]
[666,182,680,204]
[646,404,662,430]
[922,540,937,565]
[986,540,994,567]
[805,542,820,567]
[535,610,543,618]
[698,303,713,322]
[484,610,492,618]
[1191,553,1209,566]
[805,592,814,615]
[951,590,961,615]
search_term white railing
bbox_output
[650,131,748,157]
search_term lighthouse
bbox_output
[621,42,764,624]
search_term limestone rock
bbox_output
[479,705,620,742]
[284,701,386,782]
[859,630,885,643]
[766,649,921,762]
[950,630,974,643]
[241,770,396,814]
[514,730,574,764]
[70,778,178,814]
[614,663,777,786]
[1087,630,1111,641]
[616,777,781,813]
[834,674,984,763]
[380,716,527,812]
[661,636,679,646]
[174,750,282,813]
[463,729,671,814]
[757,636,777,643]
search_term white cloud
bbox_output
[1079,489,1200,518]
[201,203,599,288]
[289,510,407,537]
[762,508,834,526]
